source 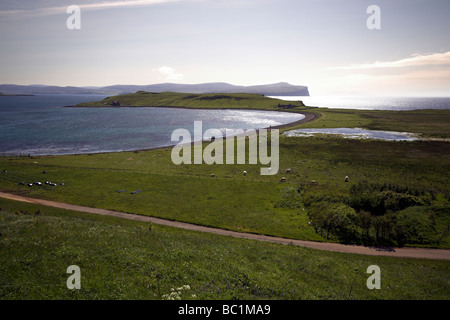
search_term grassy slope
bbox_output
[75,91,306,110]
[1,93,449,300]
[0,93,449,246]
[0,133,449,246]
[1,197,448,300]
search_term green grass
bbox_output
[75,91,306,110]
[0,94,449,246]
[0,198,448,300]
[1,135,448,247]
[1,94,449,299]
[289,108,450,139]
[1,97,449,246]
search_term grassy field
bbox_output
[0,94,449,247]
[1,137,449,245]
[1,198,449,300]
[0,92,449,299]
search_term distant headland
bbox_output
[0,82,309,97]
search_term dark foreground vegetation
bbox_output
[300,182,449,246]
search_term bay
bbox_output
[0,94,303,156]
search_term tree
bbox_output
[357,211,372,240]
[308,202,356,240]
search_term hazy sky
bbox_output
[0,0,449,96]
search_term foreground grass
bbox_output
[0,198,448,300]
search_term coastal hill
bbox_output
[75,91,307,110]
[0,82,309,96]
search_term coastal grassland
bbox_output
[0,198,448,300]
[285,108,450,139]
[1,134,449,247]
[75,91,306,110]
[1,95,449,247]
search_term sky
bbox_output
[0,0,449,96]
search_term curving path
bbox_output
[1,191,449,261]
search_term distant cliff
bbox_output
[0,82,309,96]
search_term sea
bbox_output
[269,96,450,110]
[1,94,449,156]
[0,94,304,156]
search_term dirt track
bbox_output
[1,191,449,261]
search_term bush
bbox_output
[307,202,356,241]
[347,183,431,216]
[304,181,441,246]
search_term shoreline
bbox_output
[1,108,317,157]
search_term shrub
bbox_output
[307,202,356,240]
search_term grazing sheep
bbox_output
[344,176,349,182]
[210,174,215,177]
[310,180,317,186]
[280,177,286,183]
[27,183,33,187]
[285,168,292,173]
[243,171,247,176]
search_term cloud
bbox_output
[0,0,182,19]
[327,51,450,70]
[312,65,450,96]
[156,66,184,81]
[79,0,181,10]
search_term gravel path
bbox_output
[1,191,449,261]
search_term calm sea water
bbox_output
[0,94,304,156]
[269,96,450,110]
